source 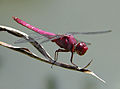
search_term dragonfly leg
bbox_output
[54,50,58,62]
[70,52,78,68]
[51,49,69,68]
[54,49,69,62]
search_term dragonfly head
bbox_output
[75,42,88,56]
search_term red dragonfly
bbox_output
[13,16,111,67]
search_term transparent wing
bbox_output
[14,34,63,44]
[39,35,64,44]
[14,33,91,45]
[15,30,111,44]
[14,35,45,44]
[67,30,112,35]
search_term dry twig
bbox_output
[0,25,105,83]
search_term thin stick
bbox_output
[0,25,106,83]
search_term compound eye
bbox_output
[80,42,86,46]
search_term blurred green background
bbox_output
[0,0,119,89]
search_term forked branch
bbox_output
[0,25,105,83]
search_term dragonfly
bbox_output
[13,16,111,67]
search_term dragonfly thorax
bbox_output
[75,42,88,56]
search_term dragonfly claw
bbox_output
[82,59,93,69]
